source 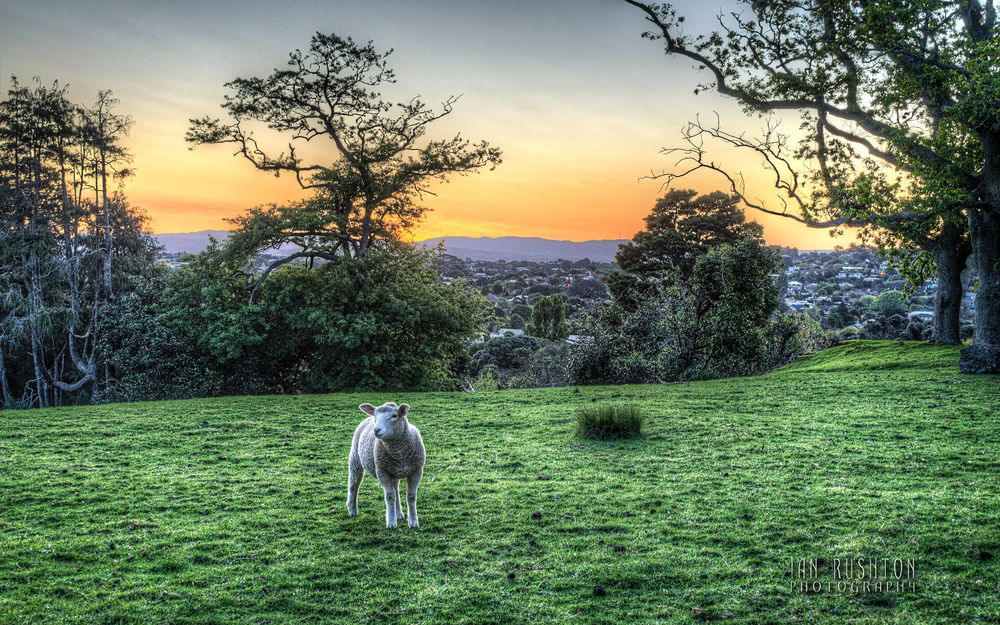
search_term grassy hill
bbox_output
[1,341,997,624]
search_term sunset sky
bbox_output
[2,0,857,248]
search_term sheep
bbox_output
[347,401,425,528]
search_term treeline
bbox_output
[0,78,159,407]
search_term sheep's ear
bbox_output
[397,404,409,418]
[359,404,376,416]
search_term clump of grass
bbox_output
[574,404,643,439]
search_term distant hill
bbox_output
[416,236,627,262]
[155,231,627,261]
[155,230,231,253]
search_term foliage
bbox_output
[186,32,500,262]
[574,238,792,384]
[858,313,933,342]
[574,404,643,439]
[97,272,224,403]
[101,243,489,400]
[1,342,997,622]
[469,335,543,386]
[567,278,608,300]
[507,340,572,389]
[470,369,500,392]
[776,312,830,356]
[507,313,526,329]
[824,301,859,329]
[526,293,569,341]
[871,290,908,316]
[607,189,763,305]
[469,335,570,390]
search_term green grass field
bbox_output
[1,341,998,624]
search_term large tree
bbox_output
[607,189,764,305]
[0,78,155,408]
[660,117,971,344]
[526,293,570,341]
[625,0,1000,370]
[186,32,501,290]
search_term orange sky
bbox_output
[5,0,858,250]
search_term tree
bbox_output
[469,334,543,386]
[654,116,971,344]
[567,278,608,300]
[0,78,154,408]
[526,293,570,341]
[872,290,909,317]
[606,189,763,305]
[624,0,999,365]
[617,189,763,277]
[572,237,805,383]
[103,242,489,399]
[507,312,526,329]
[186,32,501,293]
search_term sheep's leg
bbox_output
[393,479,404,520]
[406,470,422,528]
[347,455,363,516]
[379,477,398,528]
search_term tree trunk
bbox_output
[961,133,1000,373]
[931,226,967,345]
[960,207,1000,372]
[0,348,12,406]
[100,126,114,300]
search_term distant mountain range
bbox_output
[415,236,627,262]
[155,231,628,262]
[155,230,231,253]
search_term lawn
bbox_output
[1,341,998,624]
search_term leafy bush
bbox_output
[872,290,909,316]
[471,369,500,392]
[826,325,860,343]
[575,404,643,439]
[859,313,910,340]
[468,335,571,389]
[779,312,830,355]
[469,335,543,385]
[507,341,571,388]
[571,238,797,384]
[100,243,489,400]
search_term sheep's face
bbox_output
[359,402,410,441]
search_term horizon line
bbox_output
[151,229,851,252]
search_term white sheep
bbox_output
[347,401,425,528]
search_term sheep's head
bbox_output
[359,402,410,441]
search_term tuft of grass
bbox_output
[575,403,643,439]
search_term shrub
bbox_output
[826,325,860,343]
[575,404,643,439]
[859,313,910,340]
[570,238,795,385]
[102,243,489,400]
[471,369,500,392]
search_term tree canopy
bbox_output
[607,189,763,305]
[186,32,501,287]
[625,0,999,364]
[0,78,157,407]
